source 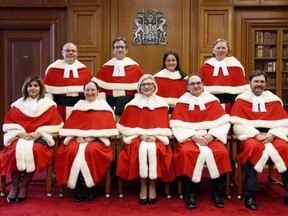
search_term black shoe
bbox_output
[186,193,197,209]
[16,196,27,203]
[139,197,148,205]
[148,197,157,205]
[6,197,16,204]
[211,192,224,208]
[284,195,288,205]
[245,192,257,210]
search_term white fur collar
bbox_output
[12,97,56,117]
[176,91,219,105]
[104,57,138,66]
[45,59,86,74]
[236,90,283,105]
[72,99,114,113]
[205,57,245,72]
[154,68,187,80]
[126,93,168,109]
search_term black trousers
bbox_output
[183,174,224,194]
[243,160,288,192]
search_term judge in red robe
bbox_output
[170,73,231,209]
[116,74,174,205]
[230,70,288,210]
[199,38,249,113]
[54,80,118,202]
[92,37,144,117]
[153,51,187,114]
[43,42,93,120]
[0,76,63,203]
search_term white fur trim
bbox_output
[127,93,168,109]
[208,123,230,144]
[148,142,157,180]
[139,141,148,178]
[72,99,114,113]
[103,57,139,66]
[204,85,249,95]
[11,97,56,117]
[91,77,138,91]
[203,146,220,179]
[154,69,187,80]
[205,57,245,72]
[265,143,287,173]
[236,90,283,105]
[117,123,172,137]
[3,123,26,147]
[191,146,206,183]
[67,143,95,189]
[45,59,86,74]
[269,128,288,142]
[16,139,35,173]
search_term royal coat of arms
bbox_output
[133,9,167,45]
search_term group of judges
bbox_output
[1,37,288,212]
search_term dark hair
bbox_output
[249,70,268,82]
[162,51,186,79]
[112,37,128,49]
[212,38,230,57]
[83,80,99,91]
[186,73,204,86]
[22,75,46,100]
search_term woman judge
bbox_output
[0,75,63,203]
[54,80,118,202]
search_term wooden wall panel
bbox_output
[200,0,233,5]
[0,0,68,7]
[78,54,100,76]
[108,0,192,75]
[198,6,233,69]
[69,6,101,72]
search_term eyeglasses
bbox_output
[140,82,154,88]
[63,49,77,53]
[188,82,202,86]
[114,46,126,50]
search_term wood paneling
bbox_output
[0,0,68,7]
[200,0,234,5]
[69,6,101,72]
[108,0,192,75]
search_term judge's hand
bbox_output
[255,133,274,144]
[18,132,37,141]
[76,137,85,144]
[191,134,209,146]
[84,137,95,143]
[203,134,214,144]
[140,135,156,142]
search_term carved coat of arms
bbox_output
[133,9,167,45]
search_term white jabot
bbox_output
[189,96,206,110]
[23,97,39,113]
[112,60,125,77]
[64,63,79,78]
[139,95,155,110]
[252,95,267,112]
[213,60,229,76]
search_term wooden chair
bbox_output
[58,136,117,198]
[0,134,60,198]
[117,134,172,199]
[231,135,284,199]
[175,135,232,200]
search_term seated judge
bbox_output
[170,73,231,209]
[230,70,288,210]
[0,75,63,204]
[116,74,174,205]
[54,80,118,202]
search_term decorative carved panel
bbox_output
[70,0,100,6]
[78,54,100,76]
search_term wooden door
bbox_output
[0,30,50,148]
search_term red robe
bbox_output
[54,99,118,189]
[116,93,174,182]
[153,68,187,107]
[170,92,231,182]
[199,57,249,112]
[43,59,93,120]
[92,57,144,99]
[0,97,63,175]
[230,90,288,173]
